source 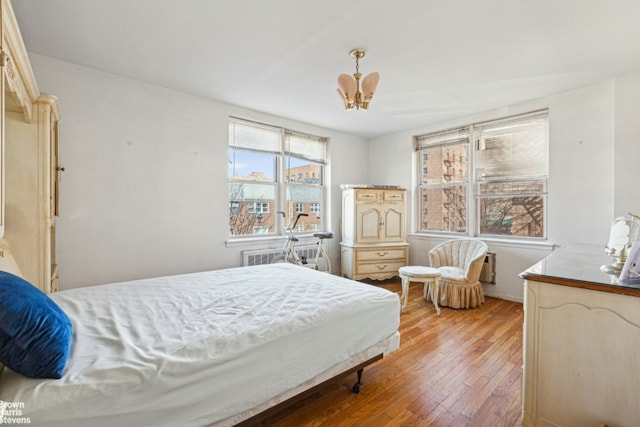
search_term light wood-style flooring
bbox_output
[264,280,524,426]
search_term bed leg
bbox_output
[352,368,364,394]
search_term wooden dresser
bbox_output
[0,0,61,293]
[520,244,640,427]
[340,186,409,280]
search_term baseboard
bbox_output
[483,291,523,304]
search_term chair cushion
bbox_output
[0,271,73,379]
[437,266,467,281]
[399,266,440,278]
[429,239,488,276]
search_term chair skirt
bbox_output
[437,278,485,309]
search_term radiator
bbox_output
[480,252,496,284]
[242,245,318,266]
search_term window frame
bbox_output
[247,202,269,215]
[228,117,328,239]
[415,128,471,236]
[414,110,549,241]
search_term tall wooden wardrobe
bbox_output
[0,0,61,293]
[340,186,409,280]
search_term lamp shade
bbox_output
[336,89,348,109]
[337,74,357,104]
[361,72,379,102]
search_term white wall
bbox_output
[614,72,640,218]
[368,80,624,302]
[29,54,369,290]
[27,53,640,297]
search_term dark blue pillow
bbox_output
[0,271,72,379]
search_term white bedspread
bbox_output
[0,264,400,426]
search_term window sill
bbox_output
[407,233,556,251]
[226,236,282,248]
[225,234,318,248]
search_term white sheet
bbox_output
[0,264,400,426]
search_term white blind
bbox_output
[229,118,281,153]
[285,131,327,164]
[414,127,469,150]
[475,112,548,181]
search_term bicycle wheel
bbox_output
[313,249,331,273]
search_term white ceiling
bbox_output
[11,0,640,138]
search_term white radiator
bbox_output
[480,252,496,284]
[242,245,318,266]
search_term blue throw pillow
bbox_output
[0,271,72,379]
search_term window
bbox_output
[475,112,548,238]
[416,127,469,233]
[415,110,548,239]
[228,118,327,237]
[253,226,269,235]
[248,202,269,214]
[283,130,326,236]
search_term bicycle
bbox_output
[270,211,333,273]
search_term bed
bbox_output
[0,263,400,426]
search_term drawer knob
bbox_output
[377,251,388,256]
[377,265,388,270]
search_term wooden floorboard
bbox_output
[262,279,524,427]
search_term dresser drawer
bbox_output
[355,189,381,202]
[356,260,406,275]
[384,191,404,202]
[356,247,406,261]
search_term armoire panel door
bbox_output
[382,207,404,241]
[356,206,382,243]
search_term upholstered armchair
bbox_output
[428,239,489,309]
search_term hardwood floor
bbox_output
[263,280,524,427]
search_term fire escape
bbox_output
[513,196,544,236]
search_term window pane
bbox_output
[415,128,469,150]
[419,186,467,232]
[228,148,275,181]
[285,132,326,164]
[253,226,269,235]
[475,112,548,238]
[477,180,546,196]
[419,144,468,185]
[229,182,275,236]
[285,155,322,185]
[229,120,281,153]
[286,186,322,233]
[476,114,547,181]
[478,195,544,237]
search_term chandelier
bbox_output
[336,49,379,110]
